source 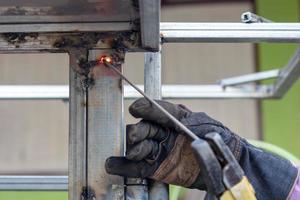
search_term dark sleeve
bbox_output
[240,141,298,200]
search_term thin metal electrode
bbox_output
[105,62,199,141]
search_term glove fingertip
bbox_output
[129,98,150,118]
[105,157,131,176]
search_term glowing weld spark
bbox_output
[99,55,113,64]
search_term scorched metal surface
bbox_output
[0,0,137,23]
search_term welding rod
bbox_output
[104,62,199,141]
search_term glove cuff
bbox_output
[240,142,298,200]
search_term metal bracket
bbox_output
[241,12,273,23]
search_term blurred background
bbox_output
[0,0,300,199]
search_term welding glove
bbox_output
[105,98,298,200]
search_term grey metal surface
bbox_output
[0,0,137,23]
[219,69,279,86]
[0,22,132,33]
[69,50,87,200]
[139,0,160,51]
[125,85,272,99]
[161,23,300,43]
[0,84,273,99]
[87,50,124,200]
[106,60,200,141]
[0,176,68,191]
[273,48,300,97]
[0,31,140,52]
[0,85,68,99]
[126,178,148,200]
[0,22,300,53]
[144,49,162,99]
[0,23,300,53]
[145,44,169,200]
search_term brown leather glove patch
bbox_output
[150,134,200,187]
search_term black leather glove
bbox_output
[106,98,239,187]
[105,98,298,200]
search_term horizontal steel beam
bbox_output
[0,176,68,191]
[0,22,132,33]
[160,23,300,43]
[0,23,299,47]
[0,85,272,99]
[272,48,300,97]
[0,85,69,100]
[219,69,280,86]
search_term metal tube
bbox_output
[69,50,87,200]
[272,48,300,97]
[105,62,199,141]
[145,44,169,200]
[0,85,69,100]
[0,84,273,99]
[0,23,299,53]
[219,69,280,87]
[87,50,124,199]
[0,176,68,191]
[160,23,300,43]
[144,52,162,99]
[0,22,132,33]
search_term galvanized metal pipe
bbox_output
[160,23,300,43]
[219,69,280,87]
[0,176,68,191]
[273,48,300,97]
[0,84,272,99]
[145,44,169,200]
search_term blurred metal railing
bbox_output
[0,176,68,191]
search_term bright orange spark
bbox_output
[99,55,113,64]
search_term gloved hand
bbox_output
[105,98,241,188]
[105,98,298,200]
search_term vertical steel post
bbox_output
[87,49,124,199]
[69,49,124,200]
[144,47,162,99]
[145,44,169,199]
[69,51,87,200]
